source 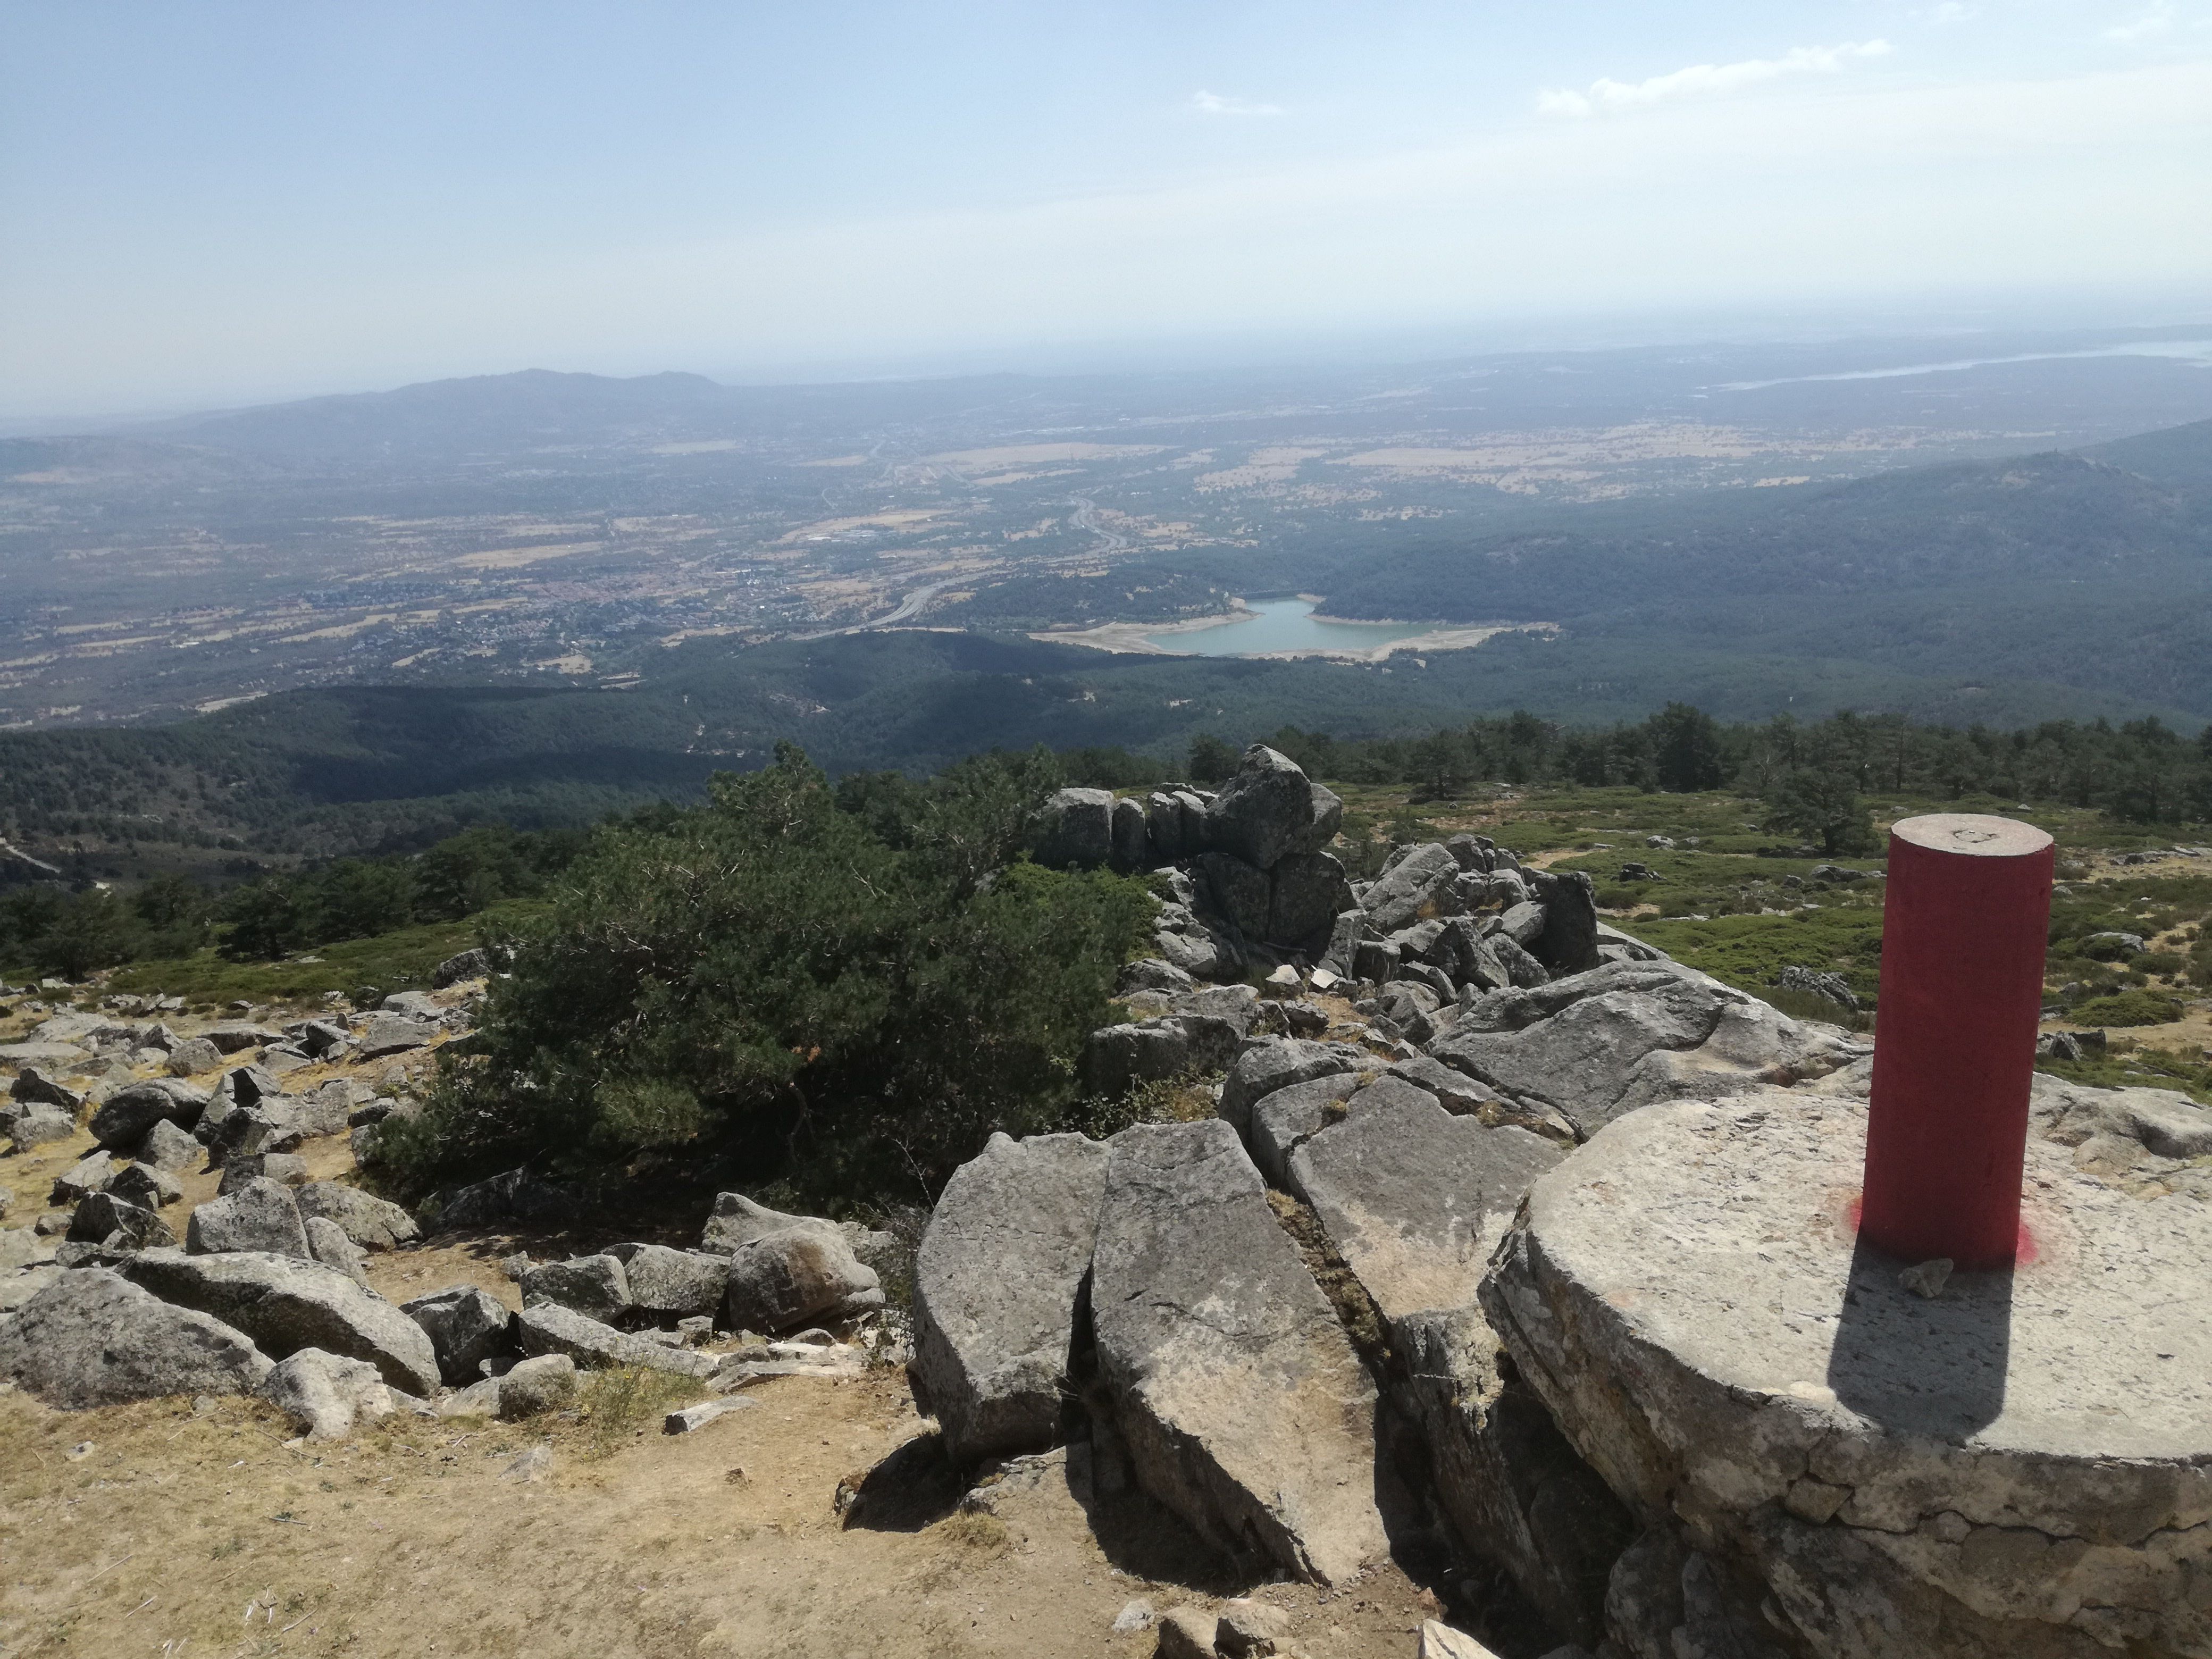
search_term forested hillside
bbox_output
[1310,429,2212,714]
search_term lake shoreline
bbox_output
[1029,599,1556,663]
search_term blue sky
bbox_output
[4,1,2209,415]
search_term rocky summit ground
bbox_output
[0,1209,1452,1659]
[5,757,2212,1659]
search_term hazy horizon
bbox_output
[6,1,2211,420]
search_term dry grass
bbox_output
[576,1365,713,1457]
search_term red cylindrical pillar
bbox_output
[1862,813,2055,1269]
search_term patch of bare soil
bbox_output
[0,1367,1448,1659]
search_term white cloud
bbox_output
[1539,40,1893,118]
[1190,89,1285,117]
[2104,3,2174,41]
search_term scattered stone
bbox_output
[401,1284,516,1385]
[259,1346,393,1439]
[0,1267,271,1406]
[515,1302,715,1378]
[520,1254,631,1323]
[186,1177,312,1259]
[1246,1072,1364,1186]
[85,1084,204,1150]
[1111,1598,1155,1634]
[10,1066,82,1110]
[106,1161,182,1209]
[0,1042,94,1072]
[605,1242,728,1319]
[1288,1082,1565,1331]
[203,1024,283,1054]
[912,1130,1110,1464]
[165,1038,223,1076]
[700,1191,842,1253]
[500,1443,553,1482]
[357,1015,434,1059]
[435,1375,504,1417]
[293,1182,420,1251]
[203,1104,304,1168]
[303,1216,372,1287]
[1775,965,1860,1012]
[121,1247,440,1395]
[218,1152,312,1194]
[7,1104,75,1151]
[50,1151,117,1205]
[725,1226,882,1334]
[1362,842,1466,934]
[497,1352,579,1418]
[664,1397,755,1434]
[1526,869,1601,977]
[1430,960,1861,1140]
[1268,851,1355,948]
[65,1191,176,1249]
[1120,958,1196,996]
[1091,1119,1388,1585]
[136,1117,199,1171]
[1083,1020,1198,1096]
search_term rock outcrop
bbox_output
[1484,1087,2212,1659]
[1090,1119,1389,1585]
[912,1130,1110,1464]
[1429,960,1863,1138]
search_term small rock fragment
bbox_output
[1155,1608,1218,1659]
[1899,1258,1953,1300]
[663,1397,756,1434]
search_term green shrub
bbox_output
[2069,989,2185,1027]
[2135,950,2185,976]
[378,744,1151,1206]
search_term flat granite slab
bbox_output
[1483,1086,2212,1659]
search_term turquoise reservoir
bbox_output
[1145,599,1430,656]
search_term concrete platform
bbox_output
[1481,1086,2212,1659]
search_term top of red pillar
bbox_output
[1890,814,2053,860]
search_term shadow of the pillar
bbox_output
[1825,1237,2013,1438]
